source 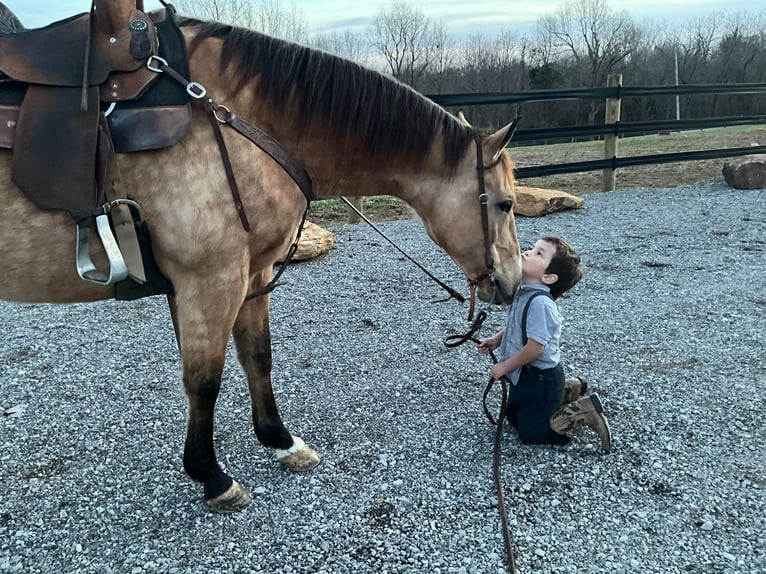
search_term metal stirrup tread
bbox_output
[75,214,129,285]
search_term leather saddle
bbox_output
[0,1,190,288]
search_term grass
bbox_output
[510,124,766,195]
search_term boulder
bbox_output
[514,186,584,217]
[722,154,766,189]
[282,221,335,262]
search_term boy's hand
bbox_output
[476,337,498,355]
[490,362,508,380]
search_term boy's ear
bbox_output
[542,273,558,286]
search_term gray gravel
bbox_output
[1,177,764,574]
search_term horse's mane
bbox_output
[500,152,517,197]
[182,19,474,169]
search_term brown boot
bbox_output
[549,394,611,453]
[563,376,588,404]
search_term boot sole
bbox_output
[590,393,604,413]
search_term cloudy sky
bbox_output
[5,0,764,37]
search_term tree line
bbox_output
[174,0,766,130]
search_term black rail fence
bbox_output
[428,82,766,180]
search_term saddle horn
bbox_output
[93,0,139,35]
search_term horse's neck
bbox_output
[271,131,446,207]
[185,32,454,206]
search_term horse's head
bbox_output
[417,118,522,306]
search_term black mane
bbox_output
[183,19,474,168]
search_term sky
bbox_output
[5,0,764,38]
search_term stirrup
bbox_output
[75,214,129,285]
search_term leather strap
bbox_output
[521,290,553,346]
[203,100,252,232]
[225,112,314,204]
[470,134,496,288]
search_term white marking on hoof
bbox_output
[276,435,320,472]
[275,435,306,459]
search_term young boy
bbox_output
[476,236,611,452]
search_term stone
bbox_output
[722,154,766,189]
[514,185,584,217]
[281,221,334,262]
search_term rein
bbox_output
[444,311,518,574]
[340,196,465,305]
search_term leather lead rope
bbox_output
[340,196,465,304]
[444,311,518,574]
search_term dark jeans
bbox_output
[506,364,570,446]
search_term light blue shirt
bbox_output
[498,284,562,384]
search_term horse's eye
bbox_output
[497,199,513,213]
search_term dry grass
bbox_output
[510,124,766,195]
[310,125,766,227]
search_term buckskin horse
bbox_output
[0,1,522,512]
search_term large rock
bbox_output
[283,221,334,262]
[514,186,584,217]
[722,154,766,189]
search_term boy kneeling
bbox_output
[476,236,611,452]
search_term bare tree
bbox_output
[174,0,308,42]
[707,10,766,84]
[462,33,496,92]
[312,29,370,66]
[537,0,641,124]
[367,1,444,89]
[538,0,640,88]
[674,12,726,83]
[422,20,454,92]
[174,0,253,25]
[253,0,308,43]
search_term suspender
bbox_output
[520,290,553,346]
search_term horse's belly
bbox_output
[0,182,112,303]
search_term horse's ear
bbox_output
[485,117,522,161]
[456,109,471,127]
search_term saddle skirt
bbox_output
[0,3,191,220]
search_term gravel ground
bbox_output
[1,178,764,574]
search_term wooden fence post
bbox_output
[345,197,365,223]
[602,74,622,192]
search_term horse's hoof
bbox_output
[276,435,321,472]
[206,480,253,513]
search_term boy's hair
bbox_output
[542,235,583,299]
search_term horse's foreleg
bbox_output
[232,275,320,472]
[174,288,253,513]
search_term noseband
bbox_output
[466,133,503,320]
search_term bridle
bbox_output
[466,133,504,321]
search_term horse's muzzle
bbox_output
[487,276,517,306]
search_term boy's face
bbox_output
[521,239,557,284]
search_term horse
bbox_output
[0,5,523,512]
